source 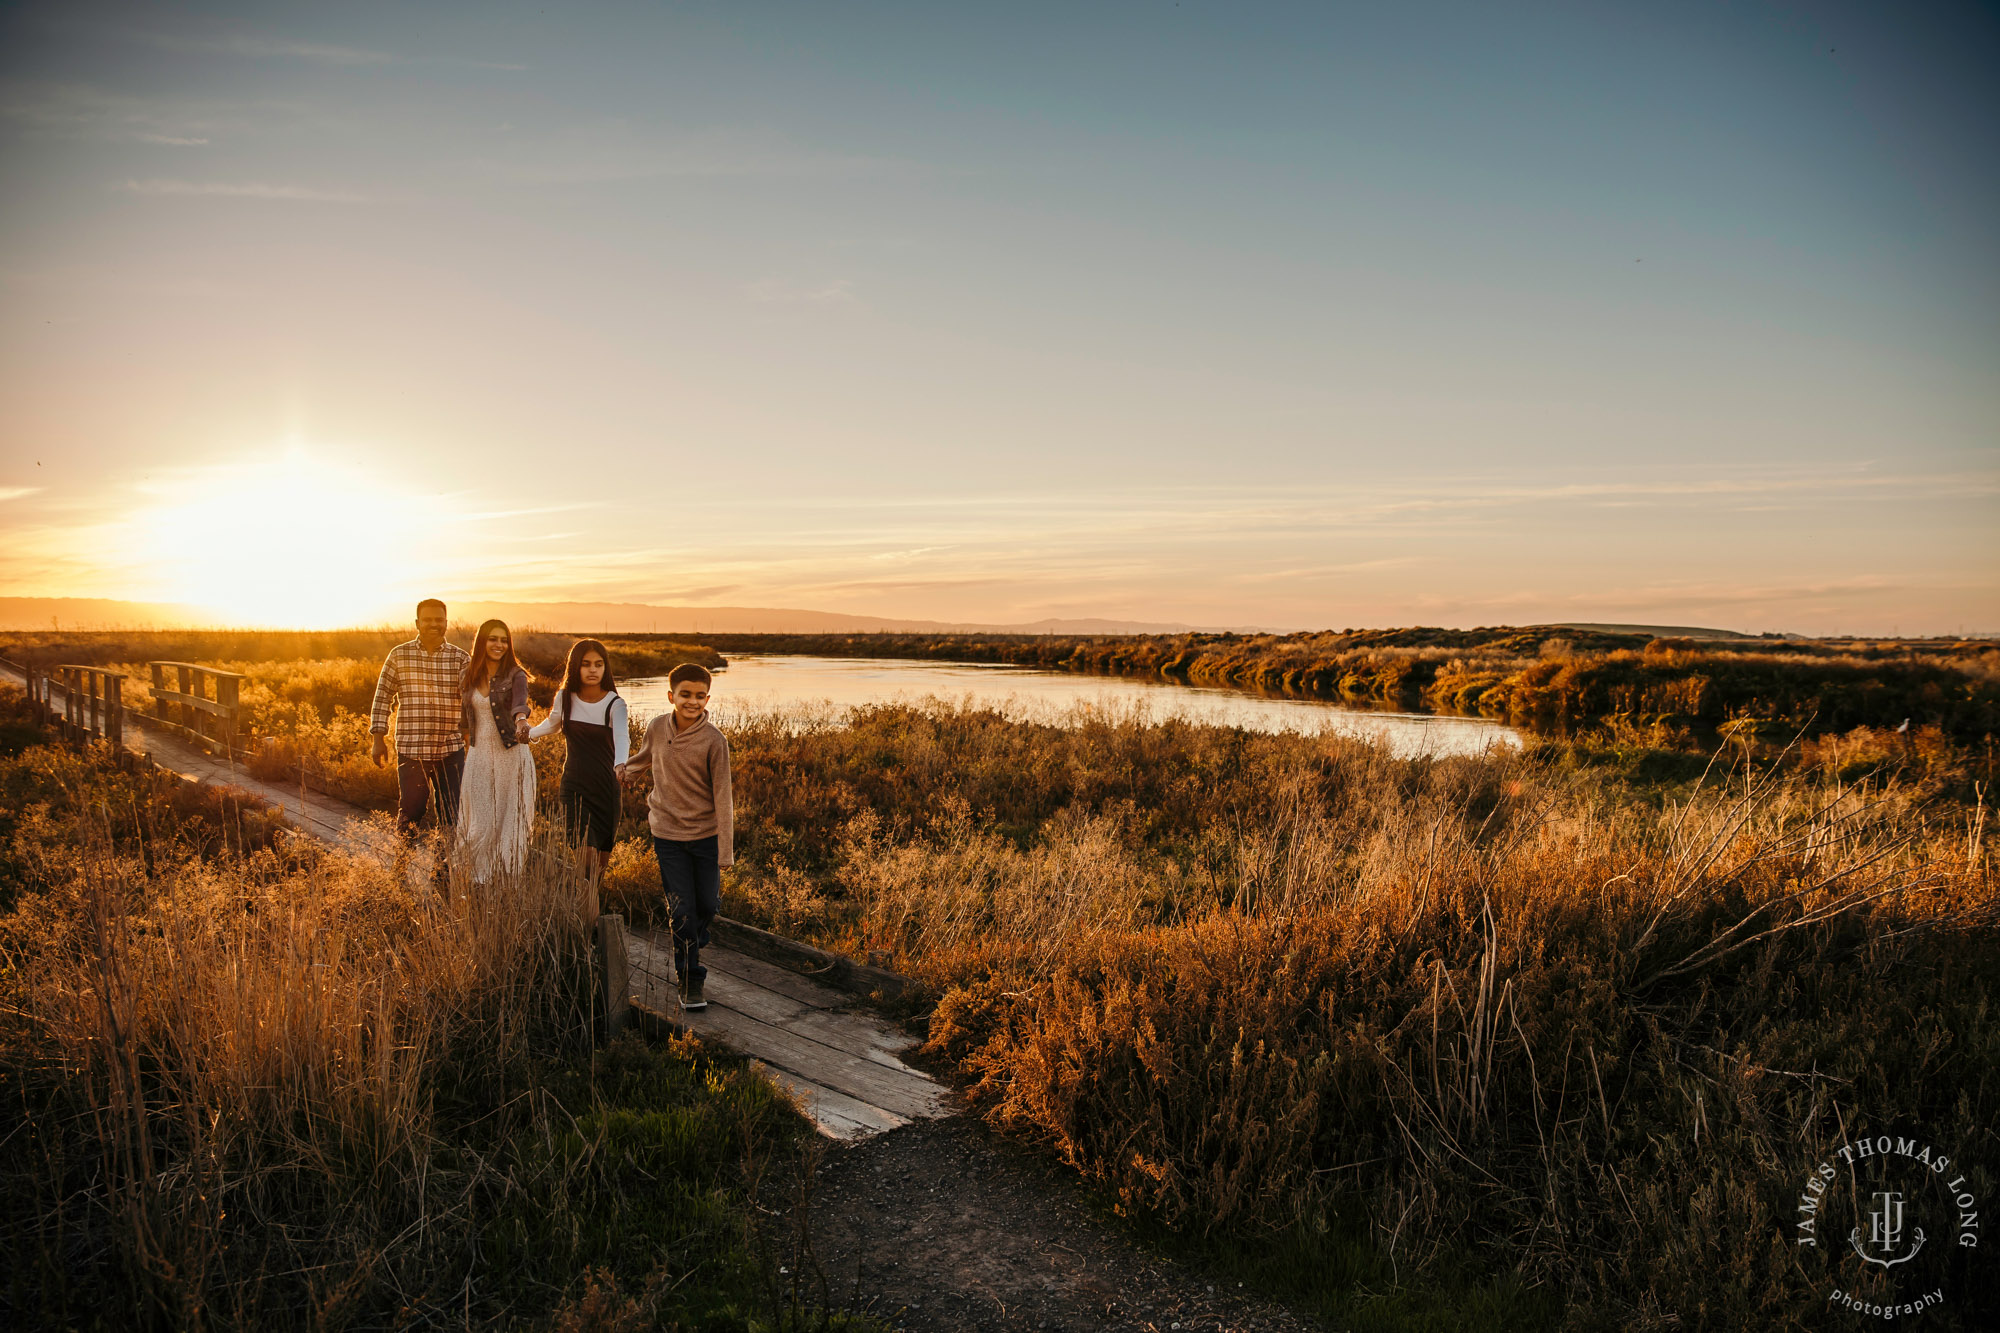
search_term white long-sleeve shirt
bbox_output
[527,690,630,765]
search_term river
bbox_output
[619,654,1519,758]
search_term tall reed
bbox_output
[1,734,608,1327]
[701,699,1996,1329]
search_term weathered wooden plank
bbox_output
[750,1062,912,1140]
[694,964,928,1075]
[707,970,921,1067]
[648,929,854,1008]
[710,915,913,998]
[624,932,945,1120]
[596,913,632,1037]
[619,993,915,1138]
[146,690,240,718]
[704,950,843,1010]
[694,1005,943,1118]
[631,959,677,1016]
[777,1007,926,1070]
[697,969,812,1026]
[149,661,247,680]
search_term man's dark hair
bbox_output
[667,663,713,688]
[416,598,447,618]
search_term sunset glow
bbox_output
[125,452,443,626]
[1,4,1995,633]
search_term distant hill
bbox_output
[0,598,1796,641]
[1553,622,1765,641]
[0,597,215,630]
[461,602,1215,635]
[0,596,1215,636]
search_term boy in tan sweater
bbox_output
[618,663,733,1010]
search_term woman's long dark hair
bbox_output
[460,618,524,695]
[557,638,617,720]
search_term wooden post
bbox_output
[596,914,632,1038]
[217,672,241,757]
[176,664,193,740]
[106,674,123,749]
[152,662,167,728]
[62,668,77,743]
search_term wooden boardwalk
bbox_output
[628,928,949,1138]
[1,662,949,1139]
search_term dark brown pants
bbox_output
[396,750,465,835]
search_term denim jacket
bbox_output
[464,667,531,748]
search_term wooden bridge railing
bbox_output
[149,661,249,757]
[0,657,54,731]
[13,664,127,748]
[58,667,125,747]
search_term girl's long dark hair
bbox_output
[460,618,524,694]
[557,638,617,719]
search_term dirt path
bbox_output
[785,1116,1323,1333]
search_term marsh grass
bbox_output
[7,664,1993,1328]
[0,699,826,1331]
[701,698,1997,1330]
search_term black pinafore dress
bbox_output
[558,692,620,853]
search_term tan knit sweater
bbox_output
[627,711,734,867]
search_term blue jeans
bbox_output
[652,835,720,985]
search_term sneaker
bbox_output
[679,975,708,1011]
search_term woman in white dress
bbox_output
[455,619,538,883]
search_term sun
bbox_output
[129,450,446,627]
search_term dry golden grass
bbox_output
[704,699,1998,1329]
[0,706,807,1330]
[5,799,594,1323]
[8,669,1995,1328]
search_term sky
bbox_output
[1,0,1996,634]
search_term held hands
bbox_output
[515,717,530,743]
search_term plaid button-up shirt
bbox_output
[370,638,471,760]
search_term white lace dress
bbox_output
[456,688,538,881]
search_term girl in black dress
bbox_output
[525,638,628,882]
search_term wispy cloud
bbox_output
[482,123,903,186]
[8,455,1988,634]
[0,488,41,503]
[96,24,525,70]
[115,178,365,202]
[1233,558,1418,584]
[0,81,232,144]
[133,30,397,66]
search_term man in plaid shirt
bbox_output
[370,598,471,834]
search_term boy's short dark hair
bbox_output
[416,598,447,617]
[667,663,713,688]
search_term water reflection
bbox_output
[620,655,1519,759]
